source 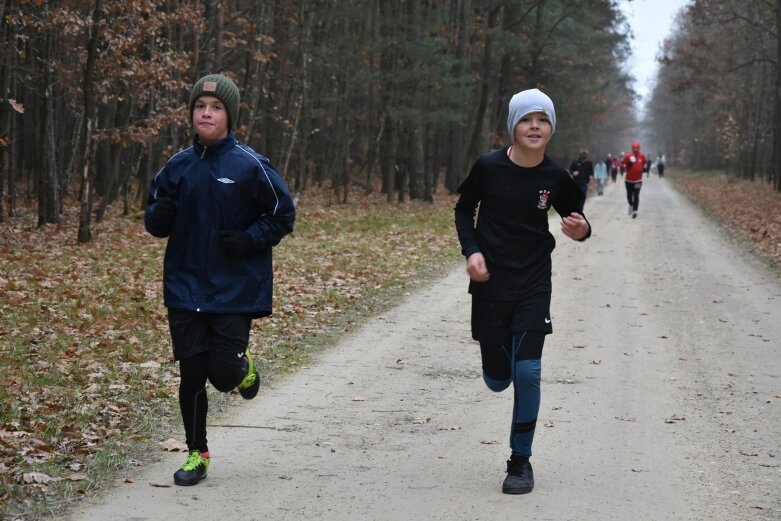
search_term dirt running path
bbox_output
[69,177,780,521]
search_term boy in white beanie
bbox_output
[455,88,591,494]
[145,73,296,486]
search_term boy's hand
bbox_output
[466,252,490,282]
[219,231,253,257]
[152,190,177,226]
[561,212,590,241]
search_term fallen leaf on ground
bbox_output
[23,472,60,484]
[160,438,187,452]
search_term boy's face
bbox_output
[513,112,552,153]
[193,95,229,145]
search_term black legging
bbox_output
[179,352,247,453]
[625,181,642,212]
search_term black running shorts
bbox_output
[471,292,552,346]
[167,309,252,371]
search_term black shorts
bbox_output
[168,309,252,371]
[471,293,552,346]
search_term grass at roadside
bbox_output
[0,189,462,520]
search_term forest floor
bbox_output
[0,170,779,520]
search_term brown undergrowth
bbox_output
[670,171,781,268]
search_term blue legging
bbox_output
[481,331,544,457]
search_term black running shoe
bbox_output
[502,457,534,494]
[173,450,209,486]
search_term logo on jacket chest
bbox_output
[537,189,551,210]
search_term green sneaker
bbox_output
[238,348,260,399]
[173,450,209,486]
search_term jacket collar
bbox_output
[192,132,236,159]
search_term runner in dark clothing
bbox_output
[569,150,593,197]
[145,74,296,487]
[455,88,591,495]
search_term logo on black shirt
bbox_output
[537,190,550,210]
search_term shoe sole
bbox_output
[238,371,260,399]
[173,473,207,486]
[502,485,533,494]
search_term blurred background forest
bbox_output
[1,0,780,243]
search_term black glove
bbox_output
[219,231,253,257]
[153,190,178,226]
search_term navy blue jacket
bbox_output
[144,133,295,317]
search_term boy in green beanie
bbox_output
[145,73,296,486]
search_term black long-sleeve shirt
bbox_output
[455,147,589,300]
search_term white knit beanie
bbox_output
[507,89,556,139]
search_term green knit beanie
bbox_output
[189,74,240,131]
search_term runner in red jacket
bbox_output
[620,141,648,218]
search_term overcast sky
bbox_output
[620,0,690,105]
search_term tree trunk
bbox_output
[283,0,309,189]
[364,1,380,193]
[381,115,396,202]
[775,0,781,191]
[379,0,400,200]
[215,0,224,71]
[40,79,60,225]
[406,0,425,201]
[466,5,500,164]
[245,1,274,147]
[0,4,11,222]
[407,124,425,200]
[446,0,470,193]
[77,0,103,244]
